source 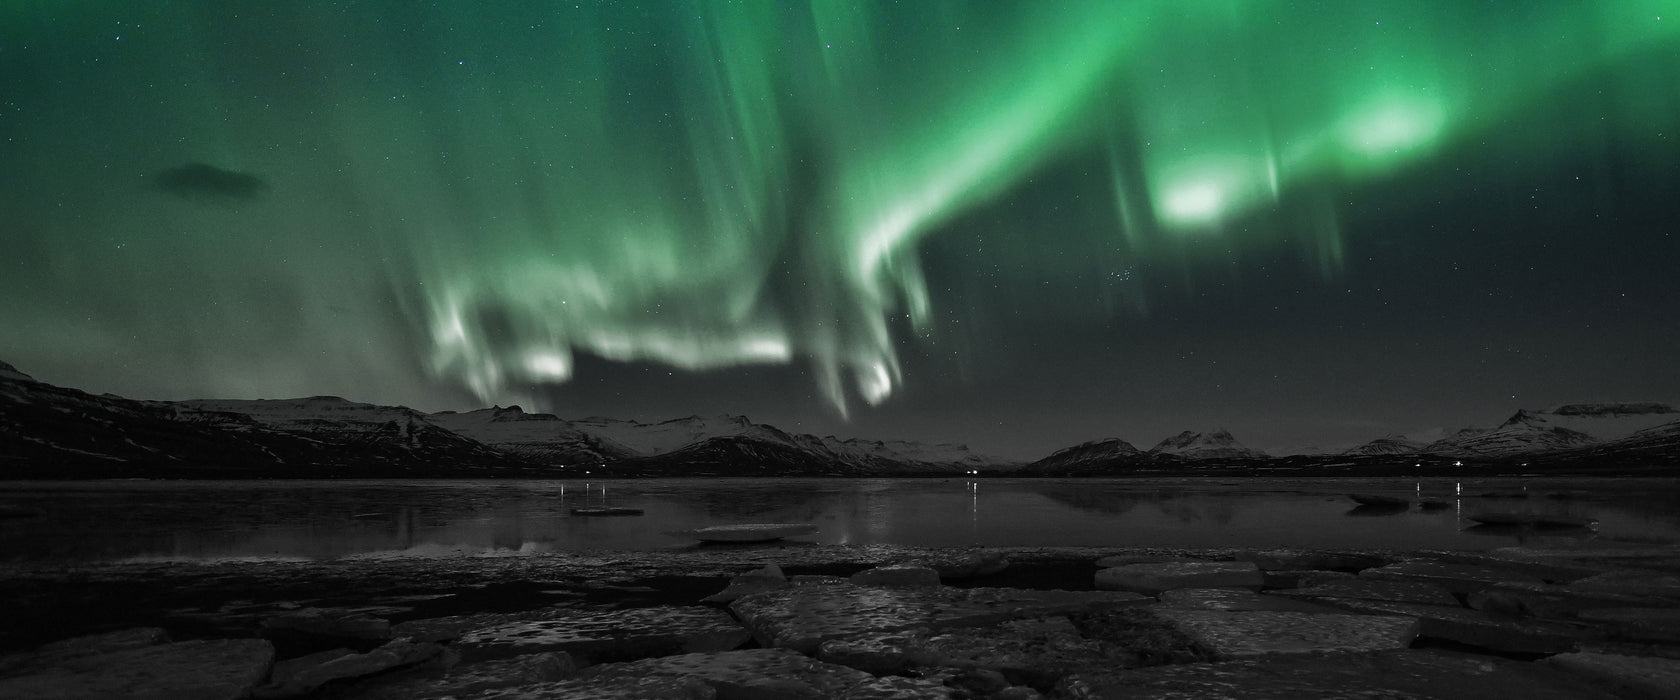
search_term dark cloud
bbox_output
[153,163,268,201]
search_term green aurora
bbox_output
[3,1,1678,453]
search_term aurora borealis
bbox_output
[3,1,1678,457]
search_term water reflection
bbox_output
[0,477,1677,563]
[1036,485,1148,516]
[1346,504,1409,517]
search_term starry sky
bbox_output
[3,1,1678,459]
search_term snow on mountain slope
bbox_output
[176,397,493,455]
[1264,443,1346,457]
[1430,427,1488,445]
[566,413,988,472]
[1425,403,1678,456]
[0,362,988,476]
[617,435,858,476]
[1021,438,1144,472]
[1429,423,1593,456]
[1149,429,1267,460]
[567,414,799,456]
[180,396,423,428]
[428,406,630,463]
[0,361,36,383]
[612,432,984,476]
[1625,418,1680,441]
[1345,435,1430,456]
[1606,419,1680,452]
[1523,403,1679,440]
[1550,418,1680,465]
[1,366,518,476]
[818,436,995,471]
[1,377,272,472]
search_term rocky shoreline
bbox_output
[2,543,1678,698]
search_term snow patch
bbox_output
[0,360,36,383]
[1149,428,1267,460]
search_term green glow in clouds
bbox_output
[1,1,1675,414]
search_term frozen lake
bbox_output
[2,477,1677,563]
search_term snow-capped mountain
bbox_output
[177,396,504,458]
[1020,438,1144,473]
[1149,429,1267,460]
[567,414,793,456]
[560,413,988,473]
[1425,403,1679,457]
[1426,422,1595,456]
[0,361,993,477]
[1526,403,1678,438]
[820,436,994,472]
[1,364,273,474]
[1021,429,1271,473]
[1498,410,1680,470]
[1344,435,1431,456]
[607,432,990,477]
[1262,443,1346,457]
[7,357,1676,477]
[0,369,516,477]
[0,361,35,383]
[1599,420,1680,456]
[428,406,630,464]
[182,396,428,433]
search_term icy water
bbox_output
[1,477,1677,563]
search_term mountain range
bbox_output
[1400,403,1679,457]
[2,360,1675,478]
[0,361,988,478]
[1023,404,1680,476]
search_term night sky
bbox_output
[3,2,1678,459]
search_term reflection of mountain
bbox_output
[1604,488,1680,529]
[675,483,841,521]
[1033,485,1152,516]
[1032,485,1238,526]
[1345,503,1408,517]
[1154,496,1240,526]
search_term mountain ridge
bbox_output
[3,360,1676,477]
[0,361,996,478]
[1149,428,1268,460]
